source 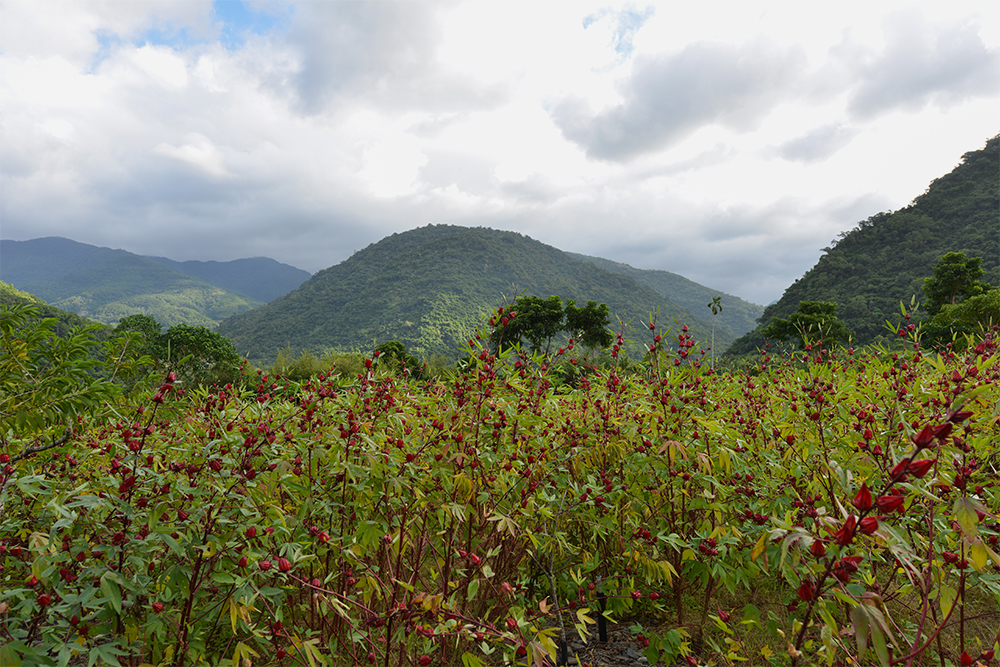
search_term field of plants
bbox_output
[1,306,998,667]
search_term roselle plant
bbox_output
[0,305,997,667]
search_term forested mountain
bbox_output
[727,134,1000,354]
[218,225,730,362]
[0,237,308,328]
[566,253,763,337]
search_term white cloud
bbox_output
[154,133,228,177]
[1,0,998,306]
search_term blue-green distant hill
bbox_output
[0,237,310,328]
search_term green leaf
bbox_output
[850,605,869,661]
[101,572,122,614]
[461,652,486,667]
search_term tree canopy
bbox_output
[490,295,612,355]
[922,251,991,316]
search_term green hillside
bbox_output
[0,238,265,328]
[218,225,730,362]
[0,282,113,341]
[566,253,764,338]
[728,134,1000,353]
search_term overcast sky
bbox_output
[1,0,997,305]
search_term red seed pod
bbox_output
[859,516,879,535]
[834,516,857,547]
[912,424,934,449]
[259,560,272,571]
[809,540,826,558]
[876,495,905,513]
[907,459,936,478]
[852,482,873,511]
[797,579,816,602]
[277,557,292,572]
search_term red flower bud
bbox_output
[259,560,271,571]
[859,516,879,535]
[959,652,974,666]
[809,540,826,558]
[277,557,292,572]
[152,602,164,613]
[852,482,873,511]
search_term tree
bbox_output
[160,323,242,386]
[563,300,613,350]
[923,252,990,316]
[493,295,566,354]
[115,313,166,363]
[762,301,851,349]
[375,340,422,378]
[491,296,613,355]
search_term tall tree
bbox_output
[923,252,990,316]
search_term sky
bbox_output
[1,1,997,305]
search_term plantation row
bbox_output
[1,312,998,667]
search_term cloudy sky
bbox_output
[1,0,997,305]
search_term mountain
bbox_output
[566,253,763,338]
[142,256,311,303]
[218,224,733,362]
[0,237,309,328]
[727,134,1000,354]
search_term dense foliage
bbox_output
[2,302,998,667]
[218,225,730,363]
[729,135,1000,354]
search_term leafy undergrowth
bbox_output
[2,320,999,667]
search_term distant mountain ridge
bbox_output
[142,255,312,303]
[727,134,999,353]
[0,237,310,328]
[218,224,737,362]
